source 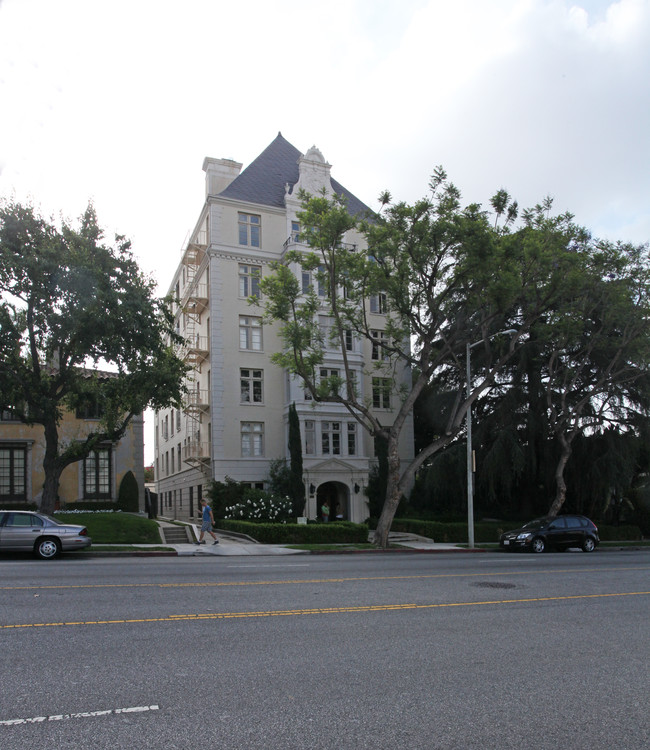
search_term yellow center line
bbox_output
[2,591,648,630]
[1,566,648,591]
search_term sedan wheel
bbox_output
[35,538,61,560]
[582,536,596,553]
[531,537,546,553]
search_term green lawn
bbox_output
[53,513,162,544]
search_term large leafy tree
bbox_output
[537,235,650,515]
[259,173,582,546]
[420,213,650,521]
[0,201,187,513]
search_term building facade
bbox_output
[0,406,145,510]
[154,134,414,522]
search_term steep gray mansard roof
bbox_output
[218,132,373,217]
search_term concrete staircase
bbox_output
[160,525,194,544]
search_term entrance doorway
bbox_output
[316,482,349,521]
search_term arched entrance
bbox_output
[316,481,349,521]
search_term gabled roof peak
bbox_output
[216,134,371,216]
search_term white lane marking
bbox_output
[227,563,311,568]
[0,704,159,727]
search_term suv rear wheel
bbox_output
[582,536,596,553]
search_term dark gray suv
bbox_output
[500,515,599,553]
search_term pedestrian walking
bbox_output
[196,498,219,545]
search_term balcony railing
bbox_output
[181,283,208,313]
[183,440,210,462]
[184,388,209,411]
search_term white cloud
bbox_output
[1,0,648,463]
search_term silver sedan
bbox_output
[0,510,91,559]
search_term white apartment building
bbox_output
[154,133,414,522]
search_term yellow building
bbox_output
[0,405,144,510]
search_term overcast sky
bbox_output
[1,0,648,463]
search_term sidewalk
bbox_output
[154,522,467,557]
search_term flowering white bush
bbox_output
[55,509,122,514]
[224,490,292,522]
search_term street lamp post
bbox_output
[466,330,517,548]
[466,340,476,549]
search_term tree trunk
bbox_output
[373,436,401,548]
[40,422,62,514]
[40,459,62,514]
[548,433,572,517]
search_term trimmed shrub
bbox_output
[217,520,368,544]
[597,524,642,542]
[390,518,503,543]
[117,471,139,512]
[388,518,643,543]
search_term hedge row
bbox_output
[217,520,368,544]
[390,519,502,543]
[389,518,643,543]
[597,524,643,542]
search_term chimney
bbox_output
[202,157,243,196]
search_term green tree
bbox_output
[418,217,650,521]
[258,174,580,546]
[0,201,187,514]
[536,236,650,515]
[287,402,305,516]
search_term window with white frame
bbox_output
[319,368,340,397]
[322,421,341,455]
[304,420,315,454]
[345,329,354,352]
[1,406,23,421]
[347,423,357,455]
[369,292,387,314]
[371,329,389,360]
[83,446,112,499]
[291,220,301,243]
[241,422,264,457]
[239,263,261,298]
[239,316,262,350]
[243,481,266,490]
[317,264,328,297]
[372,377,391,409]
[238,213,261,247]
[301,269,312,295]
[319,316,333,348]
[0,446,26,501]
[241,368,263,403]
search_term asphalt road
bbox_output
[1,549,648,749]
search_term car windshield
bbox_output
[520,518,548,530]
